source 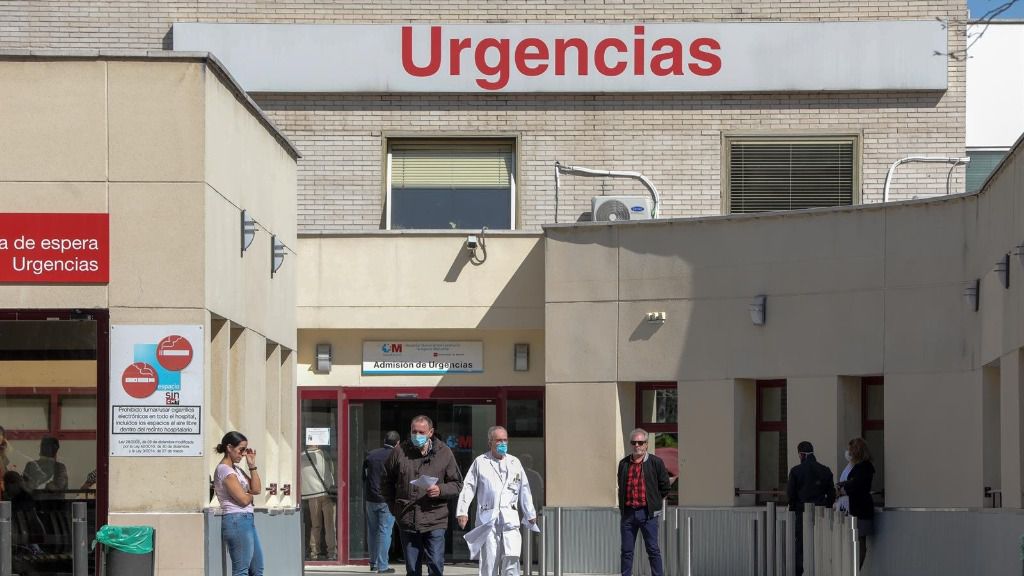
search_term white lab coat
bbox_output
[457,452,538,576]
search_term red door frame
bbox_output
[297,385,544,566]
[0,308,109,572]
[755,379,787,502]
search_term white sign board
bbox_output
[305,428,331,446]
[109,325,204,457]
[174,22,947,93]
[363,341,483,374]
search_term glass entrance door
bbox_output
[299,391,340,564]
[0,310,105,576]
[348,399,496,565]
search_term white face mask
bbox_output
[844,450,853,462]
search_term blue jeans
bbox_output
[223,512,264,576]
[366,501,395,570]
[620,507,662,576]
[399,528,445,576]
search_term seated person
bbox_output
[23,437,68,492]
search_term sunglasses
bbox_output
[630,440,647,446]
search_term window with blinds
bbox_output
[388,140,515,230]
[727,137,858,214]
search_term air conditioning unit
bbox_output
[592,196,654,222]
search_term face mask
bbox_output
[844,450,852,462]
[496,442,508,456]
[412,433,428,448]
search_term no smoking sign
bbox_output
[121,362,158,399]
[157,335,193,371]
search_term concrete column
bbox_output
[264,343,282,507]
[885,371,983,507]
[208,316,230,494]
[279,348,297,507]
[1000,349,1023,508]
[679,379,751,505]
[546,381,622,507]
[787,377,841,472]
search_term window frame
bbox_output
[755,379,788,503]
[722,133,862,214]
[635,382,677,433]
[384,137,519,231]
[1,387,98,441]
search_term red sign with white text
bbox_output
[0,213,109,283]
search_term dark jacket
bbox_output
[381,438,462,532]
[617,453,672,516]
[841,460,875,520]
[363,444,395,503]
[786,454,836,512]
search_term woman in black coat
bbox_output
[838,437,875,570]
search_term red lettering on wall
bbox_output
[401,26,442,77]
[515,38,549,76]
[475,37,510,90]
[555,38,588,76]
[688,37,722,76]
[595,38,628,76]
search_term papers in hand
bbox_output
[463,523,493,559]
[410,475,439,489]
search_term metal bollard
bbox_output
[0,501,10,576]
[687,515,695,576]
[823,507,833,575]
[751,516,758,576]
[841,513,853,576]
[539,512,547,576]
[786,511,796,576]
[72,501,88,576]
[766,503,776,576]
[776,517,786,576]
[522,522,532,576]
[850,516,859,576]
[757,510,766,576]
[803,507,815,576]
[554,507,562,576]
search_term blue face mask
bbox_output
[411,433,428,448]
[495,441,508,456]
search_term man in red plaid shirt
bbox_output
[617,428,672,576]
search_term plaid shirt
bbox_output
[625,458,647,508]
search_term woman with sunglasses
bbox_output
[214,431,264,576]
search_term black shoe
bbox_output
[369,565,376,572]
[378,570,397,574]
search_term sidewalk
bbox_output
[305,565,479,575]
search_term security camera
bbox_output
[466,235,479,251]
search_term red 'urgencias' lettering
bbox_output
[400,25,723,90]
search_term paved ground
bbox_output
[305,564,479,575]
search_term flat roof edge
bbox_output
[0,49,301,161]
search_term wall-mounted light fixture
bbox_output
[750,295,767,326]
[964,279,980,311]
[996,253,1011,289]
[271,235,287,277]
[315,343,332,374]
[645,311,666,324]
[241,209,257,255]
[514,343,529,372]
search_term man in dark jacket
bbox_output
[786,441,837,576]
[364,430,400,573]
[382,415,462,576]
[617,428,672,576]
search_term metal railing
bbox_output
[525,504,863,576]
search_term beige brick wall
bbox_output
[2,1,966,233]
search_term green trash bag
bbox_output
[93,525,155,554]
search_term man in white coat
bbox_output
[456,426,538,576]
